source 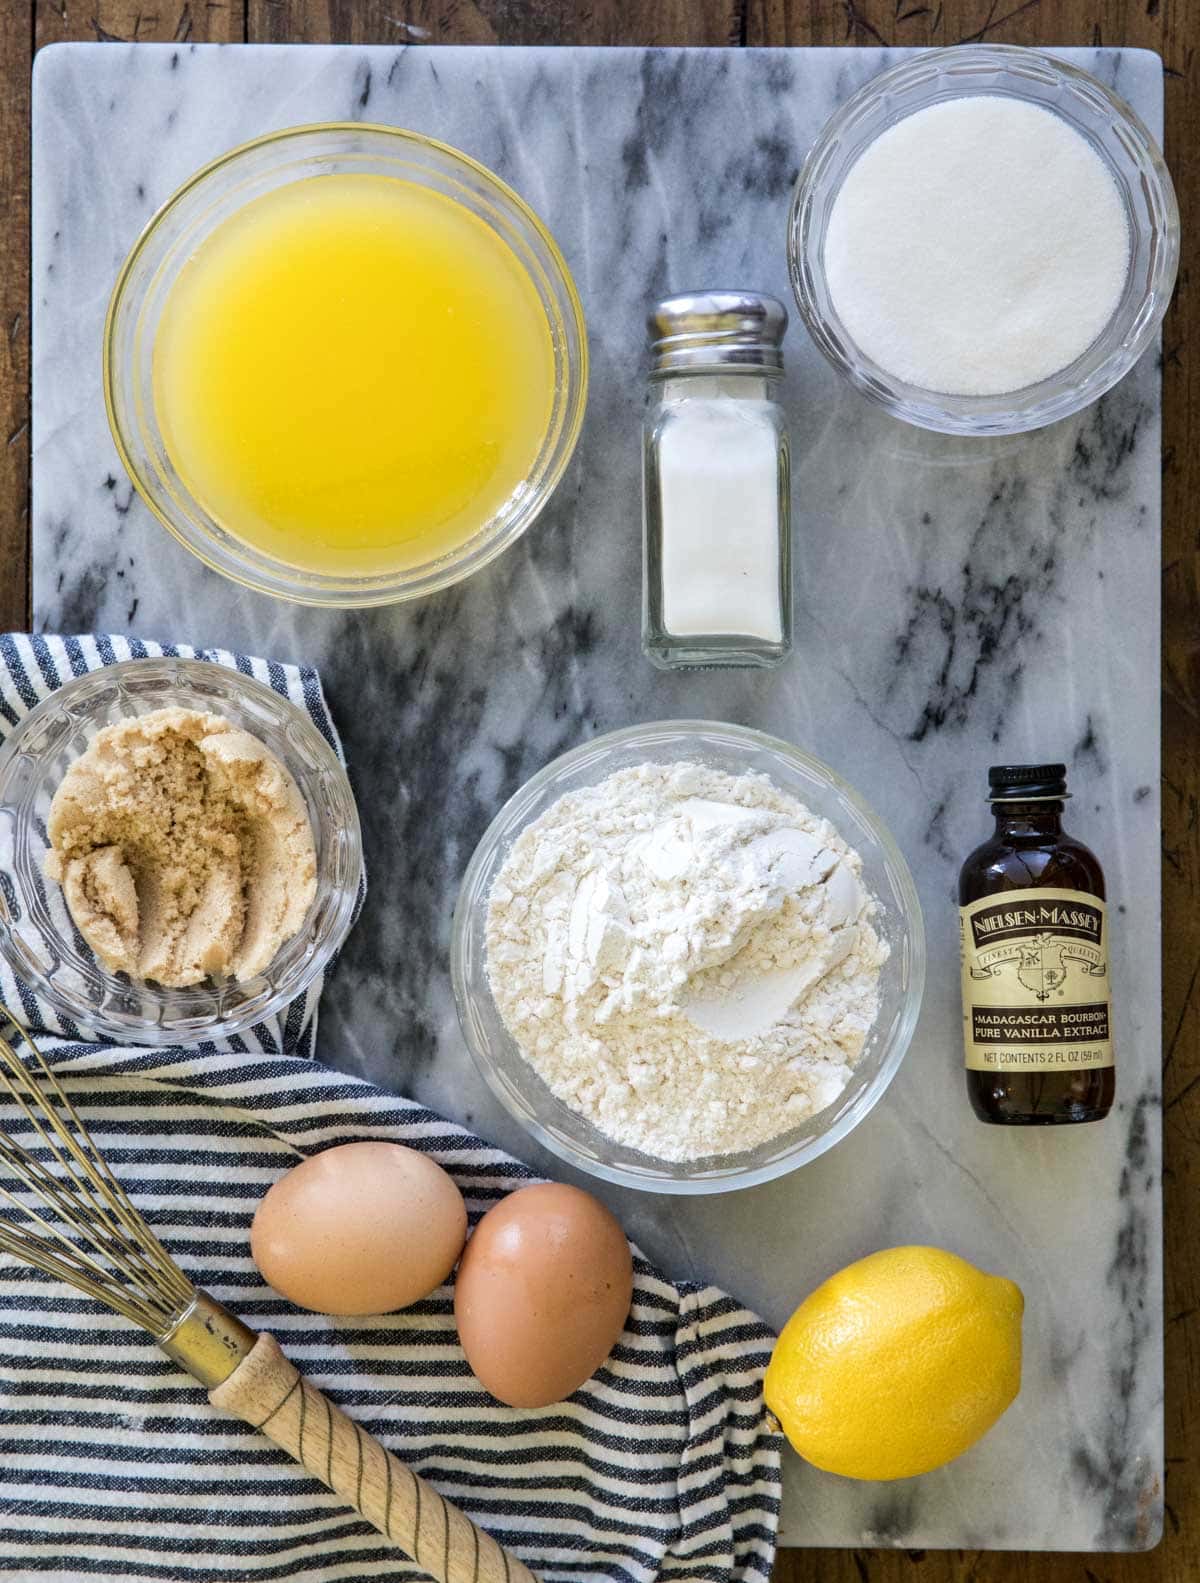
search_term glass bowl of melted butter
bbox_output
[105,123,588,606]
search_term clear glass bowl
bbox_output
[104,123,588,607]
[0,658,363,1044]
[451,721,925,1194]
[788,45,1180,436]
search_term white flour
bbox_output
[825,95,1130,396]
[485,761,888,1161]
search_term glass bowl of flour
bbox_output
[451,721,924,1193]
[788,45,1179,436]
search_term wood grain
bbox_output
[246,0,741,47]
[8,4,1198,1581]
[0,4,30,632]
[33,0,243,49]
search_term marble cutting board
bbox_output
[30,42,1164,1552]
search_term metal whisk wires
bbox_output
[0,1009,194,1334]
[0,1006,538,1583]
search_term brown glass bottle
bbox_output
[959,764,1114,1125]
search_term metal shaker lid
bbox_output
[647,290,788,374]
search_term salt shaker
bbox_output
[642,291,791,669]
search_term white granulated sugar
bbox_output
[485,761,888,1162]
[825,95,1131,397]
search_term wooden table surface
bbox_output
[1,2,1195,1580]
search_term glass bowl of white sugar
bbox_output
[788,45,1179,436]
[451,721,924,1194]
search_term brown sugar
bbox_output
[45,707,317,988]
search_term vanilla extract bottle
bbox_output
[959,764,1114,1125]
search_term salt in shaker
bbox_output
[642,291,791,668]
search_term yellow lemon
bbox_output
[765,1245,1023,1481]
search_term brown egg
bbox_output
[251,1141,467,1316]
[454,1182,633,1408]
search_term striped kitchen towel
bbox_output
[0,636,782,1583]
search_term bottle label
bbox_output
[959,887,1113,1072]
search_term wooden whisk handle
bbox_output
[210,1332,537,1583]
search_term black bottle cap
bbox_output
[988,763,1069,800]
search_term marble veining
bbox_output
[31,43,1163,1550]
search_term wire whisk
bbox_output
[0,1006,534,1583]
[0,1016,192,1329]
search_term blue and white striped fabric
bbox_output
[0,636,782,1583]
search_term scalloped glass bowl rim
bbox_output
[0,657,364,1044]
